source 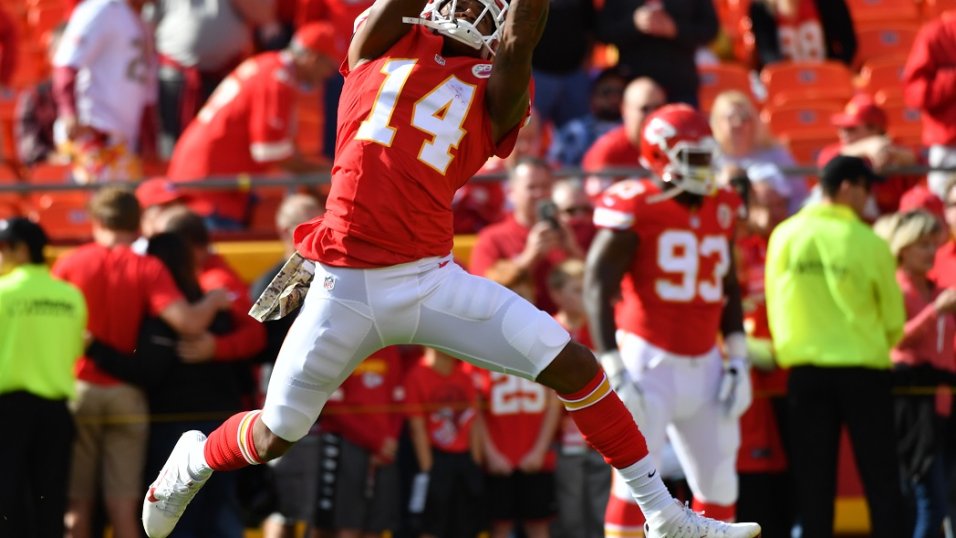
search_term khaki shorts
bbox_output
[69,380,149,500]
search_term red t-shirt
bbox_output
[581,126,641,198]
[469,213,568,313]
[199,253,266,361]
[168,52,299,222]
[52,243,182,385]
[931,239,956,288]
[594,179,741,355]
[475,369,556,471]
[404,359,478,454]
[322,346,404,455]
[294,26,527,268]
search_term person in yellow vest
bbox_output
[0,217,87,537]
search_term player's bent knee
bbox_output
[535,341,599,395]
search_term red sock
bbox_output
[692,500,735,522]
[558,370,649,469]
[203,410,264,471]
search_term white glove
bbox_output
[717,356,753,418]
[408,472,429,514]
[599,350,647,428]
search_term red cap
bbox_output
[831,94,888,130]
[136,178,186,208]
[292,22,337,59]
[899,183,946,224]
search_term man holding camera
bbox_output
[470,156,585,312]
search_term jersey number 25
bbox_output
[355,59,478,175]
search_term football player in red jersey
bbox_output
[585,104,754,536]
[142,1,761,536]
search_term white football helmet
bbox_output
[403,0,509,56]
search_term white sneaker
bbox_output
[142,431,213,538]
[645,501,761,537]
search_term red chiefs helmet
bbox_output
[640,104,718,196]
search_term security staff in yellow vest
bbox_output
[766,156,906,538]
[0,217,87,537]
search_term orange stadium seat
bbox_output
[26,4,65,37]
[854,25,919,68]
[883,102,923,140]
[697,63,755,114]
[28,162,71,184]
[845,0,920,25]
[857,55,907,96]
[762,102,842,139]
[923,0,956,19]
[760,61,855,108]
[784,134,838,166]
[29,191,91,241]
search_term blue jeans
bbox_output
[531,68,591,129]
[909,454,948,538]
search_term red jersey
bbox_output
[774,0,825,62]
[52,244,182,385]
[932,239,956,288]
[199,254,266,361]
[903,12,956,146]
[294,26,525,268]
[322,346,404,455]
[581,125,641,198]
[404,359,479,453]
[594,179,741,355]
[475,369,556,471]
[168,52,299,222]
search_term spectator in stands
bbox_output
[932,178,956,288]
[470,157,583,313]
[155,0,276,157]
[86,231,250,537]
[581,76,666,197]
[597,0,717,107]
[765,155,906,538]
[903,10,956,200]
[314,346,404,538]
[404,347,485,538]
[0,218,86,538]
[548,67,628,167]
[15,24,62,167]
[530,0,595,129]
[134,177,189,244]
[710,90,807,212]
[167,23,335,231]
[817,93,920,215]
[546,259,610,538]
[874,209,956,538]
[252,194,324,538]
[478,261,561,538]
[52,0,157,184]
[552,178,596,250]
[52,187,228,538]
[733,164,793,537]
[748,0,856,71]
[454,110,545,234]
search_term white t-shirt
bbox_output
[53,0,156,145]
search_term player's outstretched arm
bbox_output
[583,228,638,353]
[349,0,430,69]
[486,0,548,142]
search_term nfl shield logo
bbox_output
[323,275,335,291]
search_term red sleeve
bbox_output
[53,66,79,118]
[898,294,941,348]
[143,257,185,315]
[249,79,295,163]
[903,23,956,114]
[0,9,17,87]
[203,269,267,361]
[468,228,503,277]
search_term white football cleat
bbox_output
[645,501,761,537]
[142,431,212,538]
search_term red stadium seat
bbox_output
[761,102,842,140]
[922,0,956,19]
[857,55,908,96]
[883,102,923,141]
[761,61,855,108]
[697,63,755,114]
[28,162,71,184]
[29,191,91,241]
[845,0,920,25]
[854,25,919,69]
[783,134,839,167]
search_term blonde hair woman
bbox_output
[710,90,807,211]
[874,209,956,538]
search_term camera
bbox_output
[536,200,560,229]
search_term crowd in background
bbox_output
[2,0,956,536]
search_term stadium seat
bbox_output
[845,0,920,25]
[783,134,839,167]
[28,162,71,184]
[857,55,908,96]
[883,102,923,141]
[760,61,855,108]
[762,102,842,140]
[26,4,65,37]
[854,25,919,69]
[0,194,23,219]
[698,63,755,114]
[922,0,956,19]
[29,191,91,241]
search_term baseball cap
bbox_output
[899,183,946,223]
[831,94,888,131]
[819,155,885,191]
[0,217,48,262]
[291,22,338,59]
[136,178,186,209]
